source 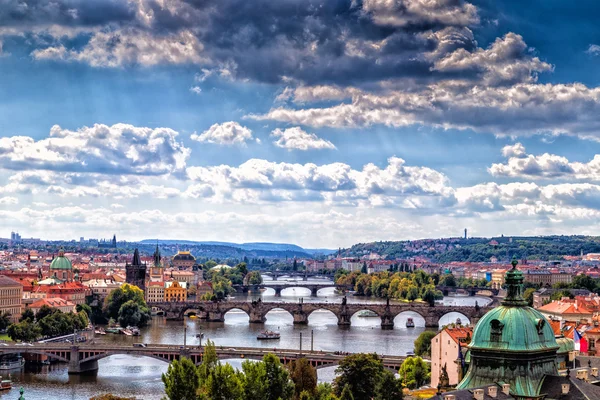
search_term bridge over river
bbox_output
[149,300,491,328]
[0,343,407,374]
[234,283,352,296]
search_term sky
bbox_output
[3,0,600,248]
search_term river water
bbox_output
[3,278,492,399]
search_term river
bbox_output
[2,278,492,399]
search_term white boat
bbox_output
[0,357,24,370]
[257,331,280,340]
[406,318,415,328]
[357,310,379,318]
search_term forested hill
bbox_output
[341,236,600,262]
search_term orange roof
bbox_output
[29,297,75,309]
[445,326,473,345]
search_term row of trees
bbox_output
[163,341,407,400]
[7,305,89,342]
[201,262,262,301]
[335,270,443,305]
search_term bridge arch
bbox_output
[79,351,182,365]
[392,311,426,328]
[223,308,250,324]
[307,308,339,325]
[264,307,294,324]
[439,311,471,327]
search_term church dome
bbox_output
[469,303,559,353]
[50,249,73,271]
[457,258,560,397]
[173,251,195,261]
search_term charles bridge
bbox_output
[148,299,492,328]
[0,343,407,374]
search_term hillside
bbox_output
[341,235,600,262]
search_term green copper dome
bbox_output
[50,249,72,271]
[556,336,574,354]
[468,306,559,353]
[457,258,559,398]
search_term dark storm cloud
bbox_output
[5,0,487,85]
[0,0,135,27]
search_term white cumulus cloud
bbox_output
[191,122,254,145]
[271,127,336,151]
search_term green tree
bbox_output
[263,353,295,400]
[361,262,367,274]
[246,271,263,285]
[0,312,11,331]
[523,287,537,306]
[198,339,219,382]
[315,383,337,400]
[334,353,385,400]
[340,384,354,400]
[208,363,244,400]
[20,308,35,323]
[76,303,93,319]
[293,259,299,272]
[414,331,436,357]
[439,274,456,287]
[242,360,268,400]
[36,305,57,321]
[118,300,144,327]
[572,274,597,291]
[288,358,317,399]
[398,357,430,389]
[104,284,151,327]
[551,289,574,301]
[7,320,41,342]
[161,357,200,400]
[375,370,403,400]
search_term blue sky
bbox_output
[2,0,600,248]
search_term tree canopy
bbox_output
[103,283,151,327]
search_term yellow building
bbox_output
[491,269,507,289]
[0,276,22,322]
[165,281,187,302]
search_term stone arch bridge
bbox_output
[234,283,352,296]
[0,343,407,374]
[149,300,491,328]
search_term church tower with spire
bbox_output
[126,248,147,292]
[150,244,163,280]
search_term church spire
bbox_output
[153,244,161,267]
[132,248,141,266]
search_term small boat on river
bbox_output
[94,328,106,335]
[357,310,379,318]
[122,328,133,336]
[127,326,140,336]
[0,357,24,370]
[406,318,415,328]
[0,375,12,391]
[105,327,122,334]
[257,331,280,340]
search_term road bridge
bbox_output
[149,299,491,328]
[0,343,407,374]
[234,283,351,296]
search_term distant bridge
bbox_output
[149,300,491,328]
[260,271,335,281]
[234,283,351,296]
[0,343,407,374]
[436,286,499,297]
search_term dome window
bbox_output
[490,319,504,342]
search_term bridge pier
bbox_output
[425,315,440,328]
[311,287,319,297]
[249,311,266,324]
[274,287,283,296]
[338,313,351,327]
[68,347,98,374]
[292,311,309,324]
[380,315,394,330]
[207,311,225,322]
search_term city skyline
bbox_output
[3,1,600,248]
